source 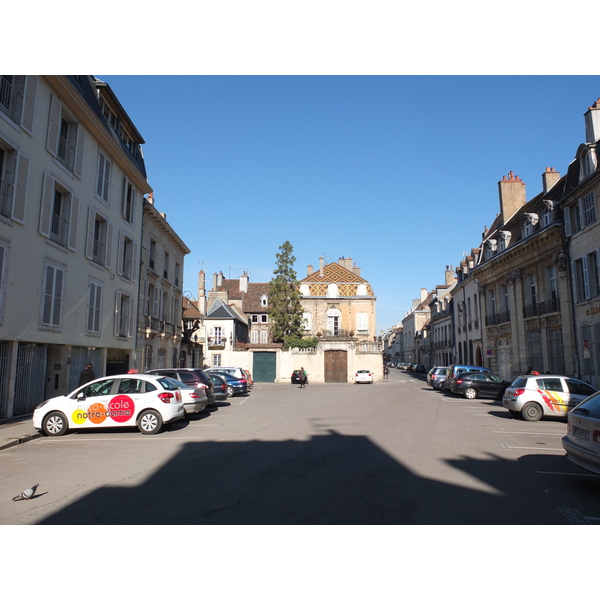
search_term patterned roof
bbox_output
[299,262,374,297]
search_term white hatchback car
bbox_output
[502,374,597,422]
[562,390,600,475]
[33,374,185,436]
[355,369,374,384]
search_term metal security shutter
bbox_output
[0,341,10,418]
[253,352,276,382]
[13,343,47,416]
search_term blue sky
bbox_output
[98,75,600,331]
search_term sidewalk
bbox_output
[0,416,41,451]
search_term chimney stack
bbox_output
[307,265,314,275]
[445,265,455,286]
[584,98,600,144]
[319,257,324,278]
[498,171,526,225]
[197,270,206,315]
[239,271,248,293]
[542,167,560,193]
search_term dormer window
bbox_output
[580,148,596,181]
[260,294,268,307]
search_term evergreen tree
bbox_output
[268,241,304,344]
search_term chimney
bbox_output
[319,257,324,278]
[212,272,218,291]
[498,171,526,224]
[307,265,314,275]
[147,193,154,205]
[420,288,428,303]
[217,271,223,287]
[197,270,206,315]
[352,262,361,277]
[338,256,352,270]
[239,271,248,293]
[445,265,455,286]
[584,98,600,144]
[542,167,560,193]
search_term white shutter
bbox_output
[564,206,571,237]
[571,261,578,303]
[46,96,61,157]
[583,255,591,299]
[21,75,38,135]
[105,222,113,268]
[39,174,53,238]
[68,195,79,250]
[86,208,95,259]
[12,153,29,223]
[73,126,85,178]
[116,231,124,275]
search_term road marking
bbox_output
[558,507,591,525]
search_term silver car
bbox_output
[562,390,600,475]
[502,374,597,422]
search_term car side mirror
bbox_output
[76,392,86,400]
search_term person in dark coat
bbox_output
[78,363,96,387]
[299,367,307,388]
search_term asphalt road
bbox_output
[2,369,599,525]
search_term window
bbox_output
[581,192,596,228]
[527,274,537,306]
[117,232,136,281]
[526,330,542,370]
[589,251,600,298]
[261,314,268,323]
[212,354,222,367]
[260,330,268,344]
[163,251,169,280]
[357,284,368,296]
[162,290,170,323]
[86,279,103,333]
[95,151,111,203]
[328,315,340,335]
[302,312,312,331]
[327,284,339,298]
[260,294,268,307]
[541,204,552,227]
[115,291,132,337]
[123,178,136,224]
[356,312,368,334]
[40,174,78,250]
[251,330,258,344]
[0,239,9,323]
[86,210,111,267]
[47,96,84,176]
[547,266,558,302]
[574,257,590,302]
[149,239,156,270]
[0,75,36,131]
[488,289,496,317]
[547,329,565,374]
[213,327,223,344]
[175,262,181,288]
[41,261,65,328]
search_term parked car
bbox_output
[355,369,374,384]
[449,372,510,399]
[410,363,426,373]
[207,370,249,397]
[165,378,208,415]
[502,374,597,422]
[397,363,408,370]
[146,368,215,404]
[32,374,185,436]
[291,370,308,385]
[207,372,228,402]
[444,365,491,390]
[562,390,600,475]
[427,366,448,390]
[205,367,248,381]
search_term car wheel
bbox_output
[464,387,478,399]
[521,402,543,422]
[137,409,163,434]
[227,385,235,398]
[42,411,69,436]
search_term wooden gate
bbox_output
[324,350,347,383]
[253,351,277,382]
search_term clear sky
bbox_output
[97,74,600,332]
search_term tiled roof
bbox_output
[299,262,368,284]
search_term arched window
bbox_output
[357,284,368,296]
[300,284,310,296]
[327,284,339,298]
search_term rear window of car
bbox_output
[179,372,199,384]
[157,377,181,391]
[510,377,527,387]
[537,378,564,392]
[573,391,600,418]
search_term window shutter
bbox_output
[39,174,53,237]
[73,127,85,178]
[583,255,590,299]
[21,76,38,135]
[12,153,29,223]
[85,208,95,259]
[105,222,113,268]
[114,292,121,336]
[42,264,54,324]
[46,96,61,157]
[53,268,63,326]
[68,195,79,250]
[564,206,571,237]
[130,242,138,282]
[116,231,124,275]
[571,261,578,302]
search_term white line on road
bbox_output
[493,431,564,436]
[503,445,564,451]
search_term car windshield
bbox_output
[566,379,596,396]
[573,391,600,418]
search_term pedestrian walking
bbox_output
[299,367,307,388]
[78,363,96,387]
[384,366,389,379]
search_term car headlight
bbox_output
[35,399,50,410]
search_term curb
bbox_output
[0,431,42,452]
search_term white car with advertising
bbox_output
[33,374,185,436]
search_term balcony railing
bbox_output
[321,329,355,338]
[485,310,511,326]
[523,298,560,318]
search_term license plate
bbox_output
[573,426,589,441]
